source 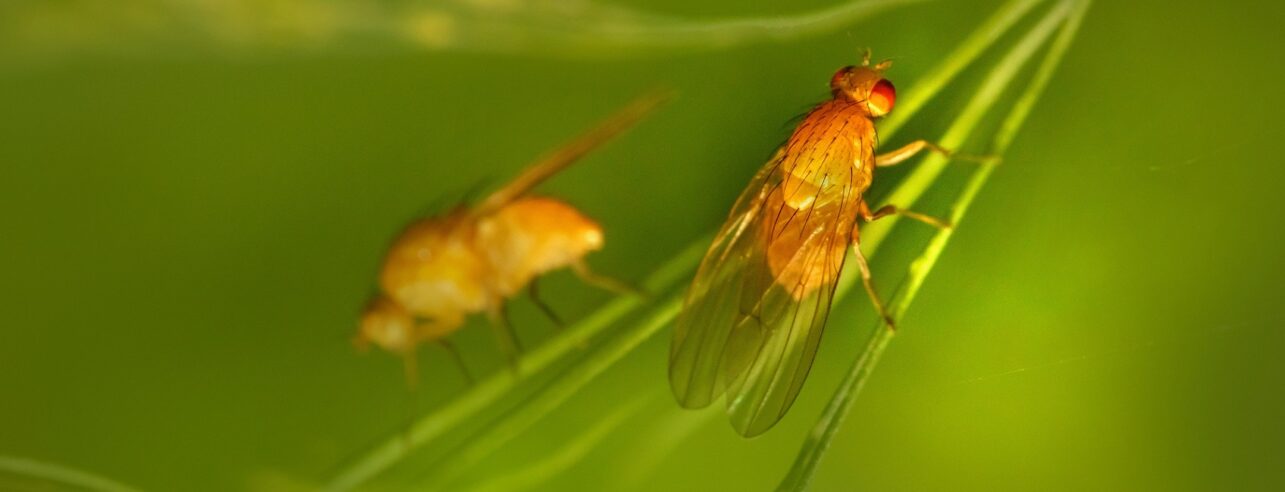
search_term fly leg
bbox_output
[852,234,896,330]
[403,314,463,387]
[853,198,954,330]
[875,140,998,167]
[528,278,564,328]
[487,301,524,372]
[861,201,952,230]
[436,339,473,385]
[529,277,591,349]
[397,346,420,448]
[400,346,420,390]
[572,260,646,298]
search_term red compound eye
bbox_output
[869,79,896,116]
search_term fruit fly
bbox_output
[358,91,669,385]
[669,52,968,437]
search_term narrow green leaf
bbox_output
[327,1,1076,489]
[1,0,926,62]
[323,241,705,492]
[880,0,1043,138]
[387,0,1058,484]
[896,0,1092,320]
[459,394,652,492]
[776,1,1089,490]
[415,295,685,490]
[0,455,143,492]
[443,0,930,57]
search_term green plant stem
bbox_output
[479,0,926,54]
[896,0,1090,319]
[0,455,143,492]
[327,0,1078,488]
[417,295,686,490]
[833,0,1054,298]
[879,0,1043,138]
[1,0,925,62]
[324,240,706,492]
[460,393,652,492]
[777,1,1088,490]
[401,2,1058,481]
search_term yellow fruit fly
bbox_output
[669,52,965,437]
[358,92,669,385]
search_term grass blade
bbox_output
[0,455,143,492]
[415,294,686,490]
[383,2,1059,487]
[328,1,1071,489]
[459,394,653,492]
[465,0,925,56]
[2,0,924,62]
[895,0,1091,320]
[879,0,1043,138]
[323,241,705,492]
[776,1,1089,490]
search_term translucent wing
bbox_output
[473,90,672,216]
[723,225,846,437]
[669,146,857,437]
[669,151,781,410]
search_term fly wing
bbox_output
[723,221,847,437]
[668,151,781,410]
[669,148,855,437]
[473,90,672,216]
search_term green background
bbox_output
[2,0,1283,490]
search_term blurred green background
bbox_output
[2,0,1284,490]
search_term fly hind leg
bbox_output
[572,260,646,298]
[852,237,896,330]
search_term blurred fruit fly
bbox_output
[669,53,968,436]
[358,91,670,385]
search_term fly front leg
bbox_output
[406,314,470,384]
[875,140,998,167]
[860,201,952,230]
[400,347,420,390]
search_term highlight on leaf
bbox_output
[0,0,924,62]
